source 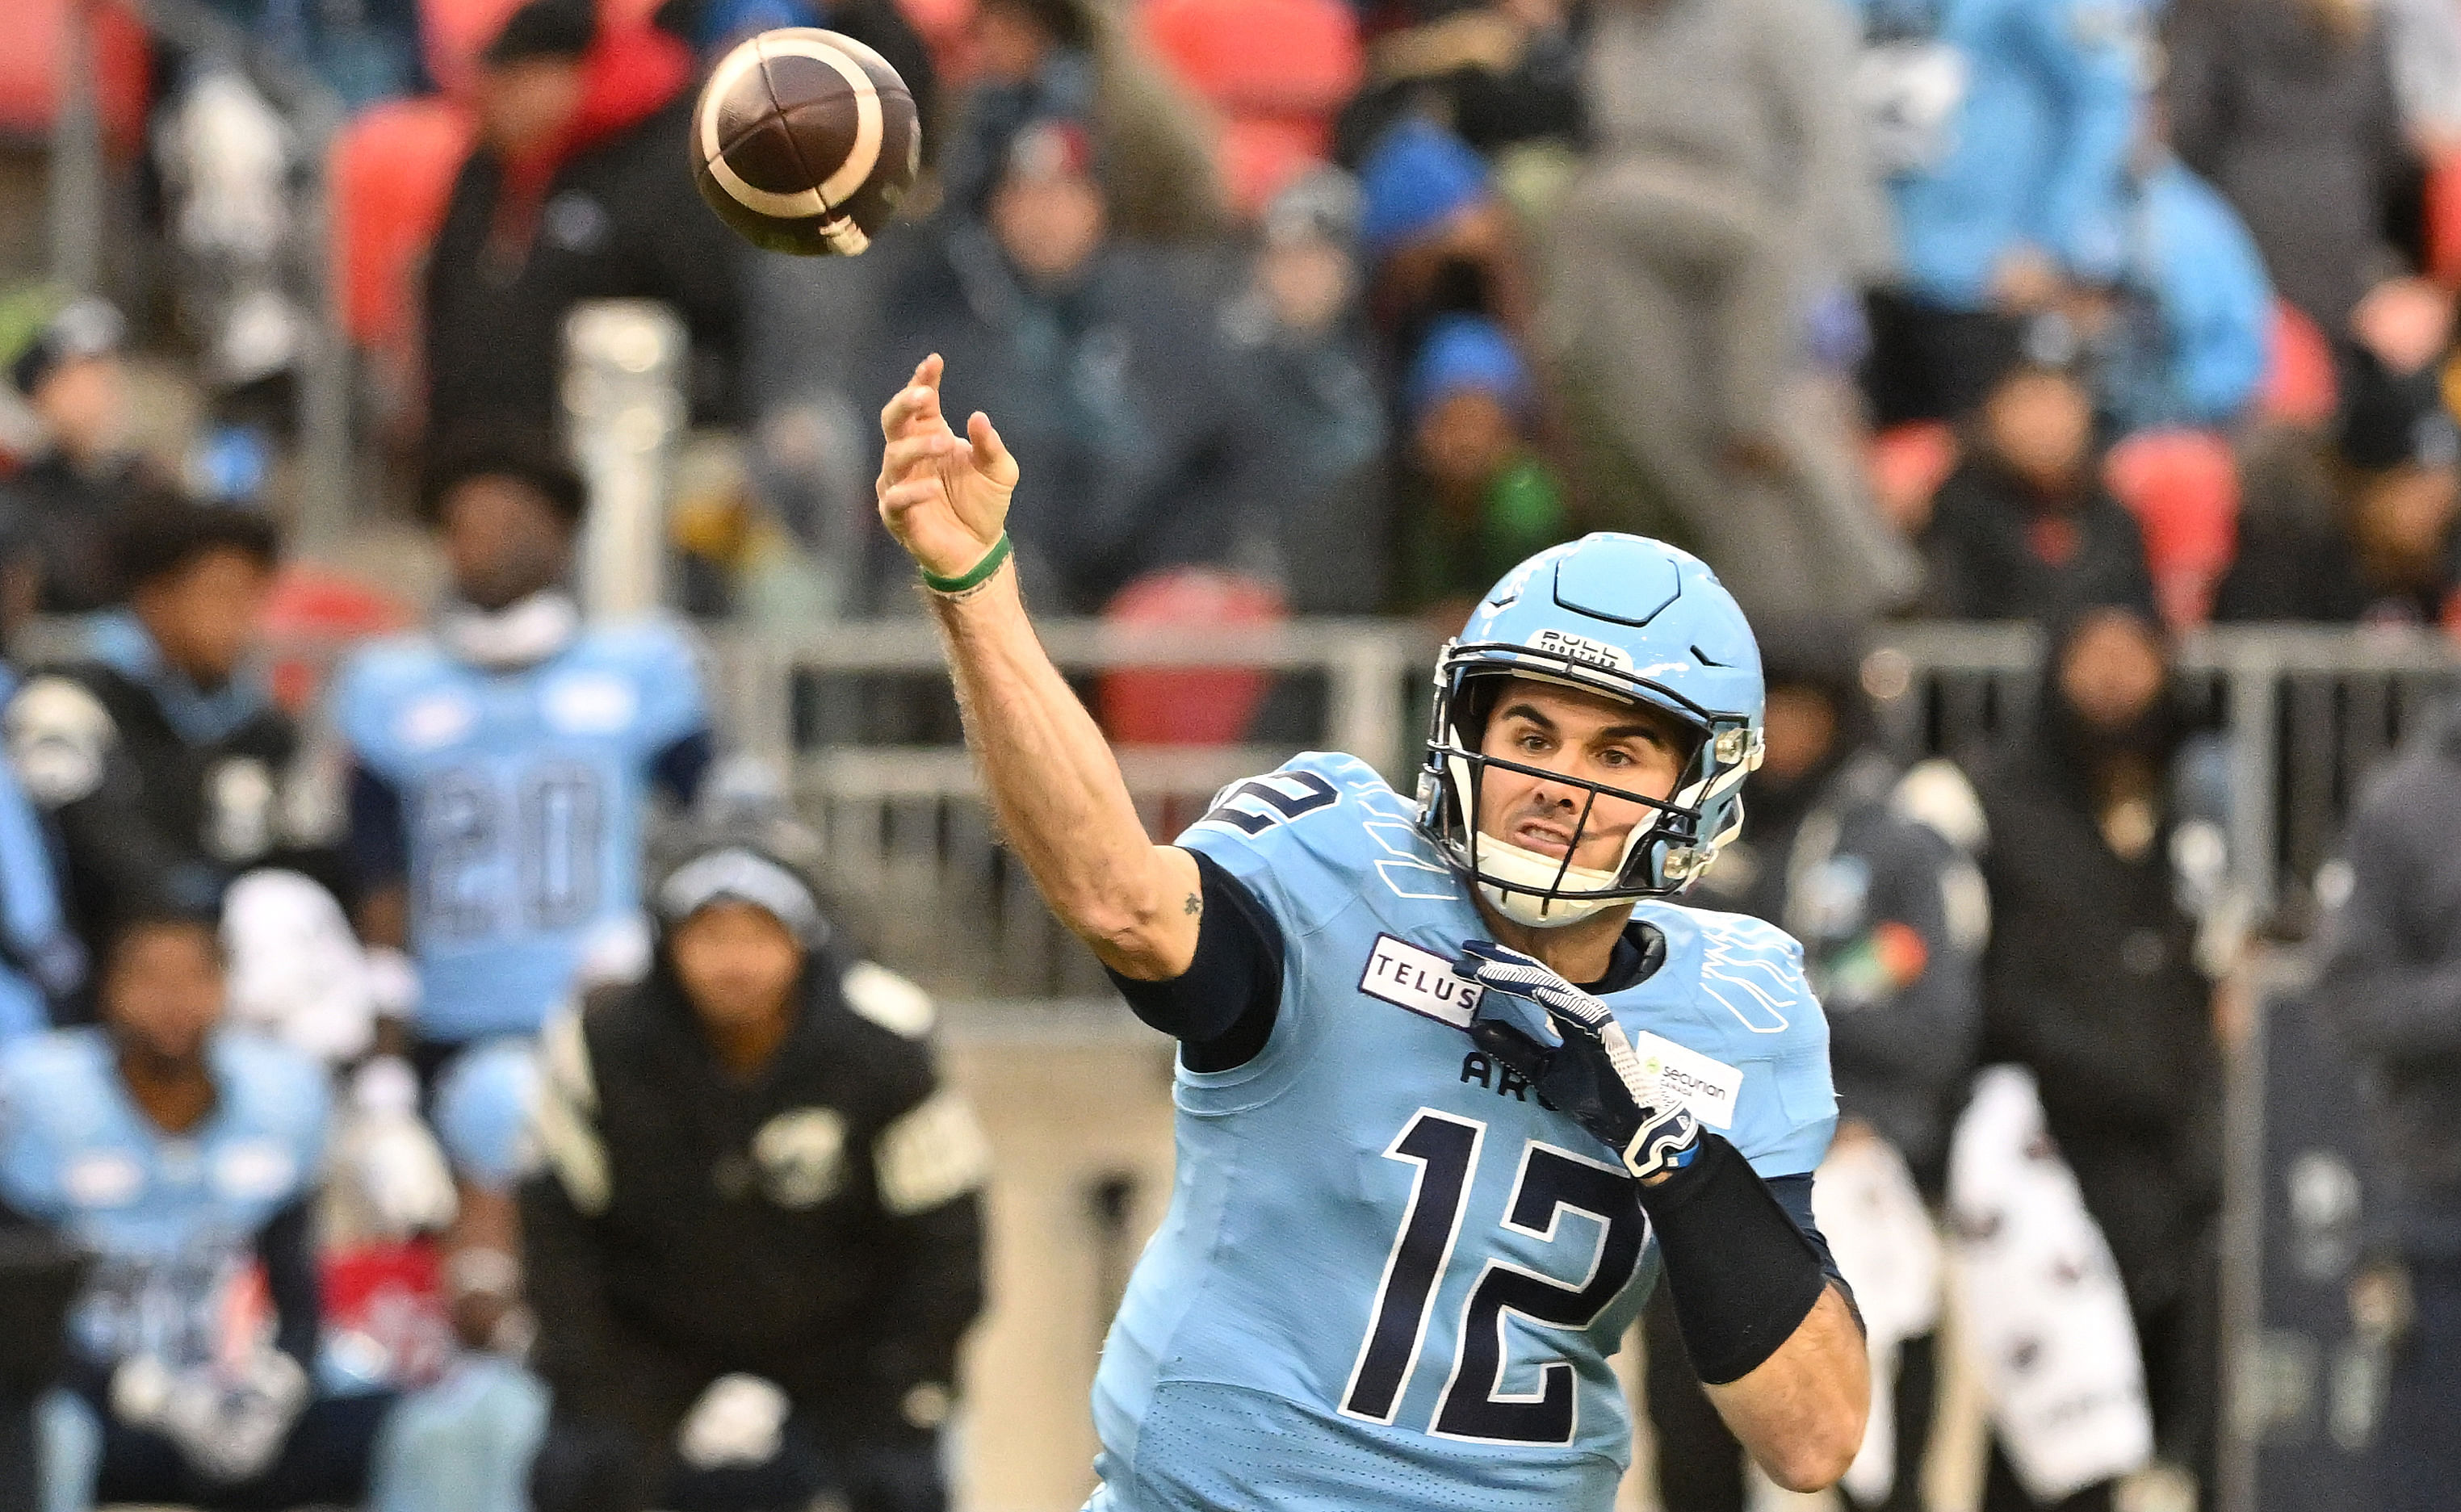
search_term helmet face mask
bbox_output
[1413,536,1766,927]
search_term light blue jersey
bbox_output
[334,622,709,1041]
[0,1027,327,1372]
[1089,752,1836,1512]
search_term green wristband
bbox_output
[920,533,1013,595]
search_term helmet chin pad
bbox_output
[1474,833,1633,928]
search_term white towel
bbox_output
[1814,1129,1943,1502]
[1947,1066,2154,1502]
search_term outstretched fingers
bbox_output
[877,354,949,442]
[878,431,954,488]
[966,411,1015,481]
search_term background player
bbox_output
[876,355,1868,1508]
[0,911,377,1507]
[333,427,716,1083]
[7,497,321,1003]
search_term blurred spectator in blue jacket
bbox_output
[862,121,1272,614]
[2091,146,2273,435]
[201,0,425,109]
[1222,170,1391,614]
[1356,115,1534,350]
[1390,314,1569,618]
[1851,0,2144,425]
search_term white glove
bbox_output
[220,869,378,1066]
[348,1057,459,1234]
[677,1374,790,1470]
[364,946,421,1023]
[114,1348,308,1484]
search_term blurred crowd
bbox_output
[3,0,2461,1508]
[21,0,2461,643]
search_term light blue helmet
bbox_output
[1415,534,1765,925]
[431,1037,540,1192]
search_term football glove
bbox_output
[347,1056,459,1235]
[677,1373,790,1470]
[1457,940,1701,1182]
[113,1347,308,1484]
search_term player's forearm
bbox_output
[1706,1284,1871,1492]
[929,566,1198,976]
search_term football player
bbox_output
[6,496,319,1004]
[876,357,1869,1509]
[0,911,377,1506]
[333,429,715,1082]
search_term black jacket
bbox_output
[423,87,743,441]
[2165,0,2407,335]
[1691,749,1985,1192]
[522,949,986,1441]
[0,454,145,614]
[2212,509,2461,626]
[2315,706,2461,1259]
[1961,684,2222,1311]
[5,631,325,968]
[1920,455,2157,622]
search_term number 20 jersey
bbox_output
[1088,752,1838,1512]
[333,621,707,1042]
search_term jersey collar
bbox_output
[437,589,581,670]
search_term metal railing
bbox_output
[710,618,1428,995]
[703,618,2461,997]
[20,611,2447,991]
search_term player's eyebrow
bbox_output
[1503,701,1671,745]
[1600,718,1670,743]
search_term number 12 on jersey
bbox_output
[1341,1108,1648,1446]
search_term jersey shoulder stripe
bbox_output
[1177,752,1454,938]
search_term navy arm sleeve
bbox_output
[254,1196,321,1369]
[652,730,718,808]
[0,1194,88,1390]
[1103,852,1285,1073]
[347,764,409,894]
[1765,1172,1862,1331]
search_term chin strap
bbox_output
[438,590,581,670]
[1473,833,1630,928]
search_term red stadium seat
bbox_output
[901,0,975,74]
[330,96,475,360]
[322,1240,454,1388]
[262,562,415,711]
[2104,428,2239,630]
[0,0,152,156]
[1141,0,1362,214]
[1220,115,1327,216]
[1141,0,1362,118]
[2429,149,2461,291]
[1866,421,1959,535]
[421,0,529,98]
[1096,568,1285,748]
[2260,299,2337,429]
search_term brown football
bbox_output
[690,27,920,257]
